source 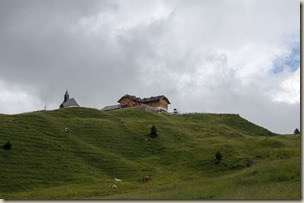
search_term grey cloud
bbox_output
[0,0,300,134]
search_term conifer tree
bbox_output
[215,151,222,164]
[294,128,300,134]
[150,125,158,138]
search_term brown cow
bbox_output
[110,183,117,189]
[143,176,152,182]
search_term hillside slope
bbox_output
[0,107,301,199]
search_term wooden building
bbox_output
[117,94,170,111]
[117,95,141,108]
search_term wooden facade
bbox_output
[117,94,170,110]
[143,98,169,109]
[119,97,140,108]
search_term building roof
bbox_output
[101,104,121,111]
[141,95,171,104]
[117,94,141,103]
[60,98,80,108]
[117,94,170,104]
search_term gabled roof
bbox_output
[60,98,80,108]
[101,104,121,111]
[117,94,141,103]
[141,95,171,104]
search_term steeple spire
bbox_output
[64,89,69,102]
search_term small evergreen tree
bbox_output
[150,125,158,138]
[294,128,300,134]
[3,141,12,150]
[215,151,222,164]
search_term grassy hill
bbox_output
[0,107,301,199]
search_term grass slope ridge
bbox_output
[0,107,300,199]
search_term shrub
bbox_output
[214,151,222,164]
[3,141,12,150]
[246,159,254,167]
[294,128,300,134]
[150,125,158,138]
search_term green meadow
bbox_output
[0,107,301,199]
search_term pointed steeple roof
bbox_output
[65,89,69,96]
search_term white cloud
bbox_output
[270,68,300,104]
[0,79,44,114]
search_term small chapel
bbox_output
[59,90,80,108]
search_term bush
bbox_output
[3,141,12,150]
[214,151,222,164]
[150,125,158,138]
[246,159,254,167]
[294,128,300,134]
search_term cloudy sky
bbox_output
[0,0,300,134]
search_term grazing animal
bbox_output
[143,176,152,182]
[115,178,121,182]
[110,183,117,189]
[65,128,70,134]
